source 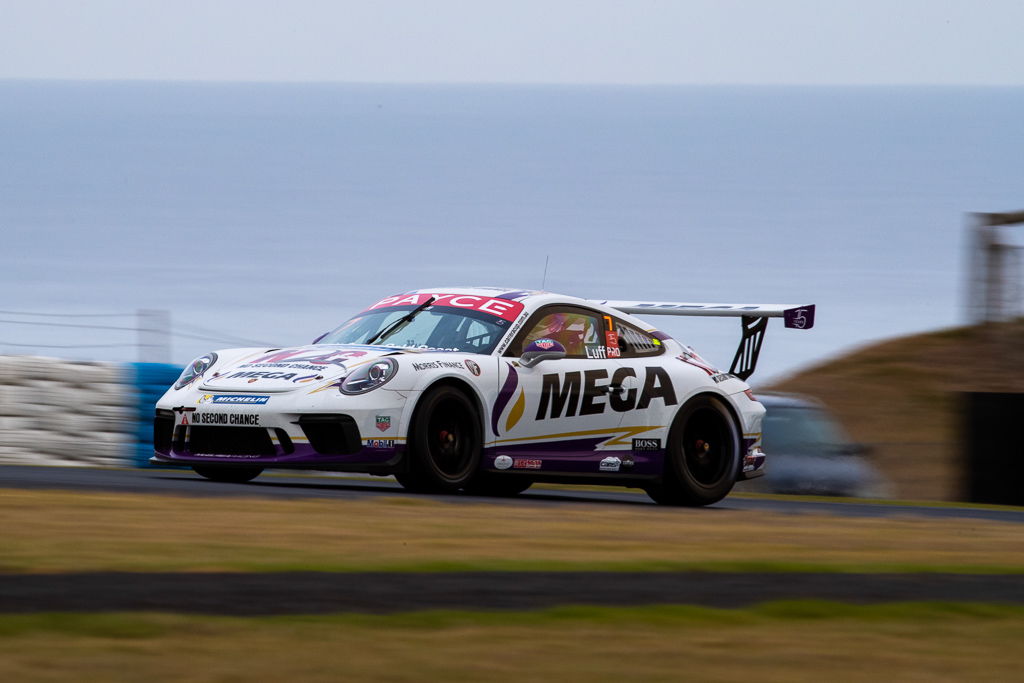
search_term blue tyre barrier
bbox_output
[127,363,182,467]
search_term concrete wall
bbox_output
[0,356,180,467]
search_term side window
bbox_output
[512,307,603,358]
[612,318,665,358]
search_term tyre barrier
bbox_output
[127,363,184,467]
[0,356,182,468]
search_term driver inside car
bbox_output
[522,312,596,356]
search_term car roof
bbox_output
[393,287,669,335]
[405,286,562,302]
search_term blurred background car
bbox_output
[736,392,891,498]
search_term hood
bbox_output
[200,345,400,393]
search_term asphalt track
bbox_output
[2,464,1023,524]
[4,572,1024,615]
[4,464,1024,614]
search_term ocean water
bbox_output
[2,81,1022,383]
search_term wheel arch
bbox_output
[407,375,488,441]
[665,390,744,462]
[647,389,745,506]
[396,375,488,489]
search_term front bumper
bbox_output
[738,444,767,480]
[152,392,409,471]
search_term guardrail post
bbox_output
[137,309,171,363]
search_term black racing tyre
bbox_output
[396,385,482,493]
[192,465,264,483]
[462,475,533,497]
[645,395,740,506]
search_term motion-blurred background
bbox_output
[3,2,1024,503]
[6,5,1024,681]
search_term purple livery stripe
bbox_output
[490,363,519,436]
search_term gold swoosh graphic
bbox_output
[505,389,526,432]
[493,424,664,448]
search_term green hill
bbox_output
[762,321,1024,500]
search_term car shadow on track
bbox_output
[152,473,665,508]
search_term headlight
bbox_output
[174,352,218,390]
[340,357,397,395]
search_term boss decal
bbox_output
[631,438,662,451]
[535,367,677,420]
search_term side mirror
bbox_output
[520,338,567,368]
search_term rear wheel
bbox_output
[192,465,263,483]
[396,385,481,493]
[646,395,740,506]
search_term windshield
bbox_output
[318,305,510,354]
[762,406,850,456]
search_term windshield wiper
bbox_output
[365,297,436,346]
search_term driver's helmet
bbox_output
[543,313,588,354]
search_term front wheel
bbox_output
[646,395,740,506]
[396,385,482,493]
[192,465,263,483]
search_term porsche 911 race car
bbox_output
[152,288,815,506]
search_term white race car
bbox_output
[153,288,815,506]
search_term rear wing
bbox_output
[594,300,815,381]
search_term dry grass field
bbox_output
[1,605,1023,681]
[2,488,1023,574]
[3,487,1023,680]
[764,321,1024,501]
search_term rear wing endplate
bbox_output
[594,301,815,381]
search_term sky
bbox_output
[2,0,1024,85]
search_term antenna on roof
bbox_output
[541,255,550,290]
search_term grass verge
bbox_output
[2,488,1023,574]
[0,602,1022,681]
